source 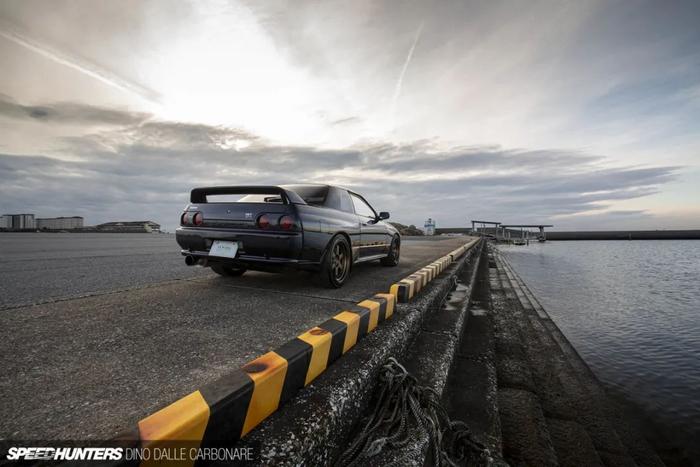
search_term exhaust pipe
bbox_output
[185,255,208,267]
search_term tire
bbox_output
[211,264,247,277]
[380,236,400,266]
[319,235,352,288]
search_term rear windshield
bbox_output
[282,185,329,206]
[202,193,284,203]
[236,194,284,203]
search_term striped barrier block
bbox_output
[124,293,396,465]
[390,279,415,302]
[419,266,433,282]
[407,274,423,291]
[416,269,427,283]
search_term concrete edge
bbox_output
[495,249,666,467]
[371,241,486,466]
[104,239,479,465]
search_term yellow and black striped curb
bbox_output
[389,238,479,303]
[117,294,395,457]
[113,239,477,464]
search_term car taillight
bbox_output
[193,212,203,226]
[180,212,187,225]
[279,215,294,230]
[257,214,270,229]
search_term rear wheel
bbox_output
[380,236,400,266]
[211,264,247,277]
[319,235,351,288]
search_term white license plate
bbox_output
[209,241,239,259]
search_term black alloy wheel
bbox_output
[381,236,400,266]
[320,235,351,288]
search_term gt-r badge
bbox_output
[245,212,253,219]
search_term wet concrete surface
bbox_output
[0,232,469,440]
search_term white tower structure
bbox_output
[424,218,436,236]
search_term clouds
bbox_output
[0,100,682,231]
[241,0,700,154]
[0,18,161,103]
[1,0,698,230]
[0,94,149,126]
[3,1,700,152]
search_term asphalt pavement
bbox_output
[0,232,471,440]
[0,233,212,310]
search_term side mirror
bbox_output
[378,211,390,220]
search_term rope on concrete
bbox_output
[337,358,508,467]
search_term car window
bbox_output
[236,194,284,203]
[350,193,376,219]
[282,185,329,206]
[337,189,354,213]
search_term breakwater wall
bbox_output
[546,230,700,240]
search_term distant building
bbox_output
[424,218,436,236]
[36,216,84,230]
[1,214,36,230]
[96,221,161,233]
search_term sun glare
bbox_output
[144,2,325,145]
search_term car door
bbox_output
[349,192,390,258]
[326,187,363,261]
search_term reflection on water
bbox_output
[500,240,700,461]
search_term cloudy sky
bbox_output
[1,0,699,231]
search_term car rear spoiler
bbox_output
[190,186,307,204]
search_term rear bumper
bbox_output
[181,250,319,271]
[176,227,317,271]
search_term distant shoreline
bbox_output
[435,228,700,240]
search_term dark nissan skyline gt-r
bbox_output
[176,184,400,288]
